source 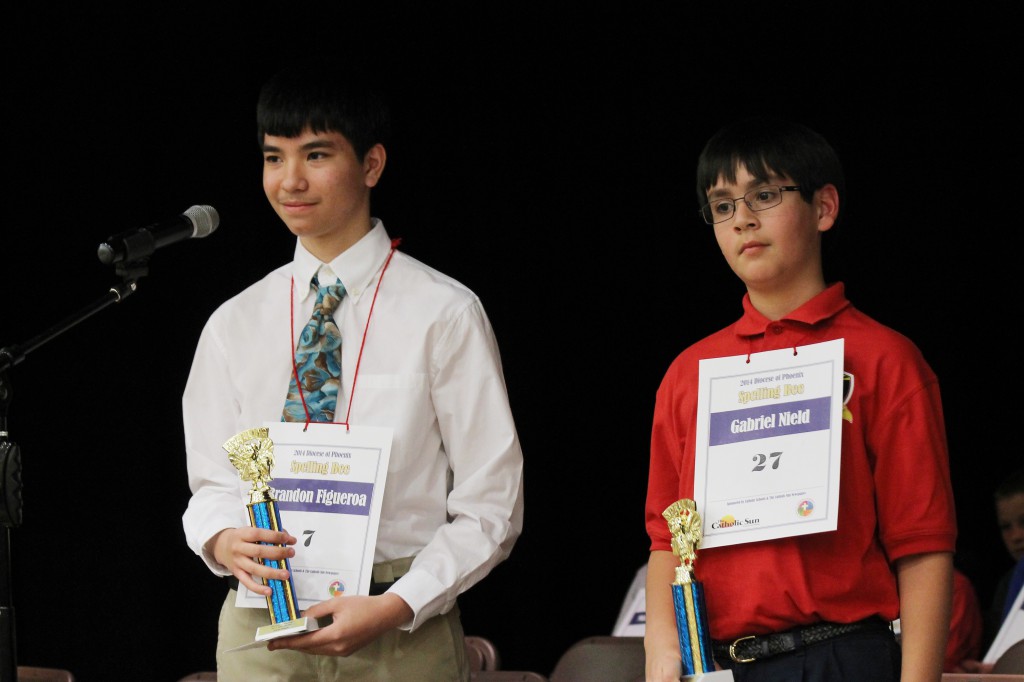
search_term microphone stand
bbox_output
[0,259,148,682]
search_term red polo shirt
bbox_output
[646,282,957,640]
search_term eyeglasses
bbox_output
[699,185,802,224]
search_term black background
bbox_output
[1,4,1019,680]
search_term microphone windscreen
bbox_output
[185,205,220,238]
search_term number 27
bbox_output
[751,452,782,471]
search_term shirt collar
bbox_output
[735,282,850,337]
[290,217,392,303]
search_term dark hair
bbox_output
[995,468,1024,500]
[256,69,391,160]
[695,117,845,223]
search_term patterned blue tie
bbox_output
[282,275,346,422]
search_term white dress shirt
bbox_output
[181,219,524,630]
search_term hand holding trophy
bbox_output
[662,498,719,678]
[224,427,319,645]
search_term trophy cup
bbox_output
[663,499,715,677]
[224,427,318,643]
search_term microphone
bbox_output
[97,204,220,265]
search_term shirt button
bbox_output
[771,324,784,335]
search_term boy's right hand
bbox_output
[210,526,297,595]
[644,646,683,682]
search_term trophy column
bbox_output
[663,499,718,678]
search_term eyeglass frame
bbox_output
[698,185,802,225]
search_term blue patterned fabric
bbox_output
[282,275,346,422]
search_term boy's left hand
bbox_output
[266,593,413,656]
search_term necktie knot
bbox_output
[312,276,346,316]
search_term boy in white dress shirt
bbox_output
[181,67,525,682]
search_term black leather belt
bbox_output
[713,617,892,664]
[226,576,395,596]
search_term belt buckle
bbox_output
[729,634,757,663]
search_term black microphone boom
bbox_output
[97,204,220,265]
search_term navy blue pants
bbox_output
[716,628,901,682]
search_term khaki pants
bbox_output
[215,590,468,681]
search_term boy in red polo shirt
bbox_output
[643,117,956,682]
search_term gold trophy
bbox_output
[224,427,318,643]
[663,499,715,676]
